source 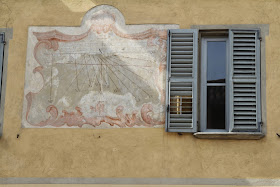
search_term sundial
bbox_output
[22,5,178,128]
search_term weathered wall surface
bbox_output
[0,0,280,182]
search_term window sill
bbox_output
[193,132,264,140]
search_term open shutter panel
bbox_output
[0,33,4,99]
[229,29,261,132]
[166,29,198,132]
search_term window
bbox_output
[201,37,229,132]
[165,27,265,139]
[0,29,12,138]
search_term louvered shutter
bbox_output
[229,29,261,132]
[165,29,198,132]
[0,33,4,96]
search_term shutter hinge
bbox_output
[167,105,170,112]
[168,77,171,82]
[259,121,263,126]
[259,37,262,41]
[0,34,5,45]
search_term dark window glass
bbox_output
[207,86,225,129]
[207,41,226,83]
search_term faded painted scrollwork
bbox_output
[22,5,179,128]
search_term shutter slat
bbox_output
[172,38,193,42]
[234,83,256,87]
[233,52,255,56]
[234,43,255,46]
[171,59,193,63]
[169,123,193,127]
[234,93,256,97]
[234,47,255,51]
[170,118,192,123]
[171,51,193,55]
[170,86,192,90]
[234,98,256,102]
[170,114,192,118]
[171,55,193,59]
[234,34,256,37]
[233,60,256,64]
[234,65,255,69]
[233,56,255,60]
[234,116,256,120]
[171,73,192,77]
[171,46,193,51]
[170,91,192,96]
[172,33,193,37]
[233,39,256,42]
[171,64,192,68]
[171,68,192,72]
[233,70,256,74]
[234,112,256,115]
[234,102,256,106]
[234,106,256,110]
[231,125,258,130]
[234,88,255,92]
[166,29,198,133]
[171,42,193,46]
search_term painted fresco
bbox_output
[22,5,179,128]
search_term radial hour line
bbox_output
[110,55,152,71]
[105,56,151,97]
[62,62,87,96]
[55,62,153,68]
[78,63,94,92]
[106,57,151,97]
[74,58,80,91]
[100,58,120,91]
[89,55,102,88]
[113,54,154,62]
[108,56,146,80]
[110,55,153,69]
[74,58,91,92]
[91,55,102,92]
[99,49,103,94]
[105,67,120,92]
[100,62,109,85]
[84,55,93,87]
[98,56,135,97]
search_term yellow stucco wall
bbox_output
[0,0,279,180]
[0,185,277,187]
[0,185,274,187]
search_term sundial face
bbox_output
[22,5,179,128]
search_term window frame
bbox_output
[0,28,12,138]
[200,37,230,132]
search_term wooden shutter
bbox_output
[0,33,4,98]
[165,29,198,132]
[0,33,4,138]
[229,29,261,132]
